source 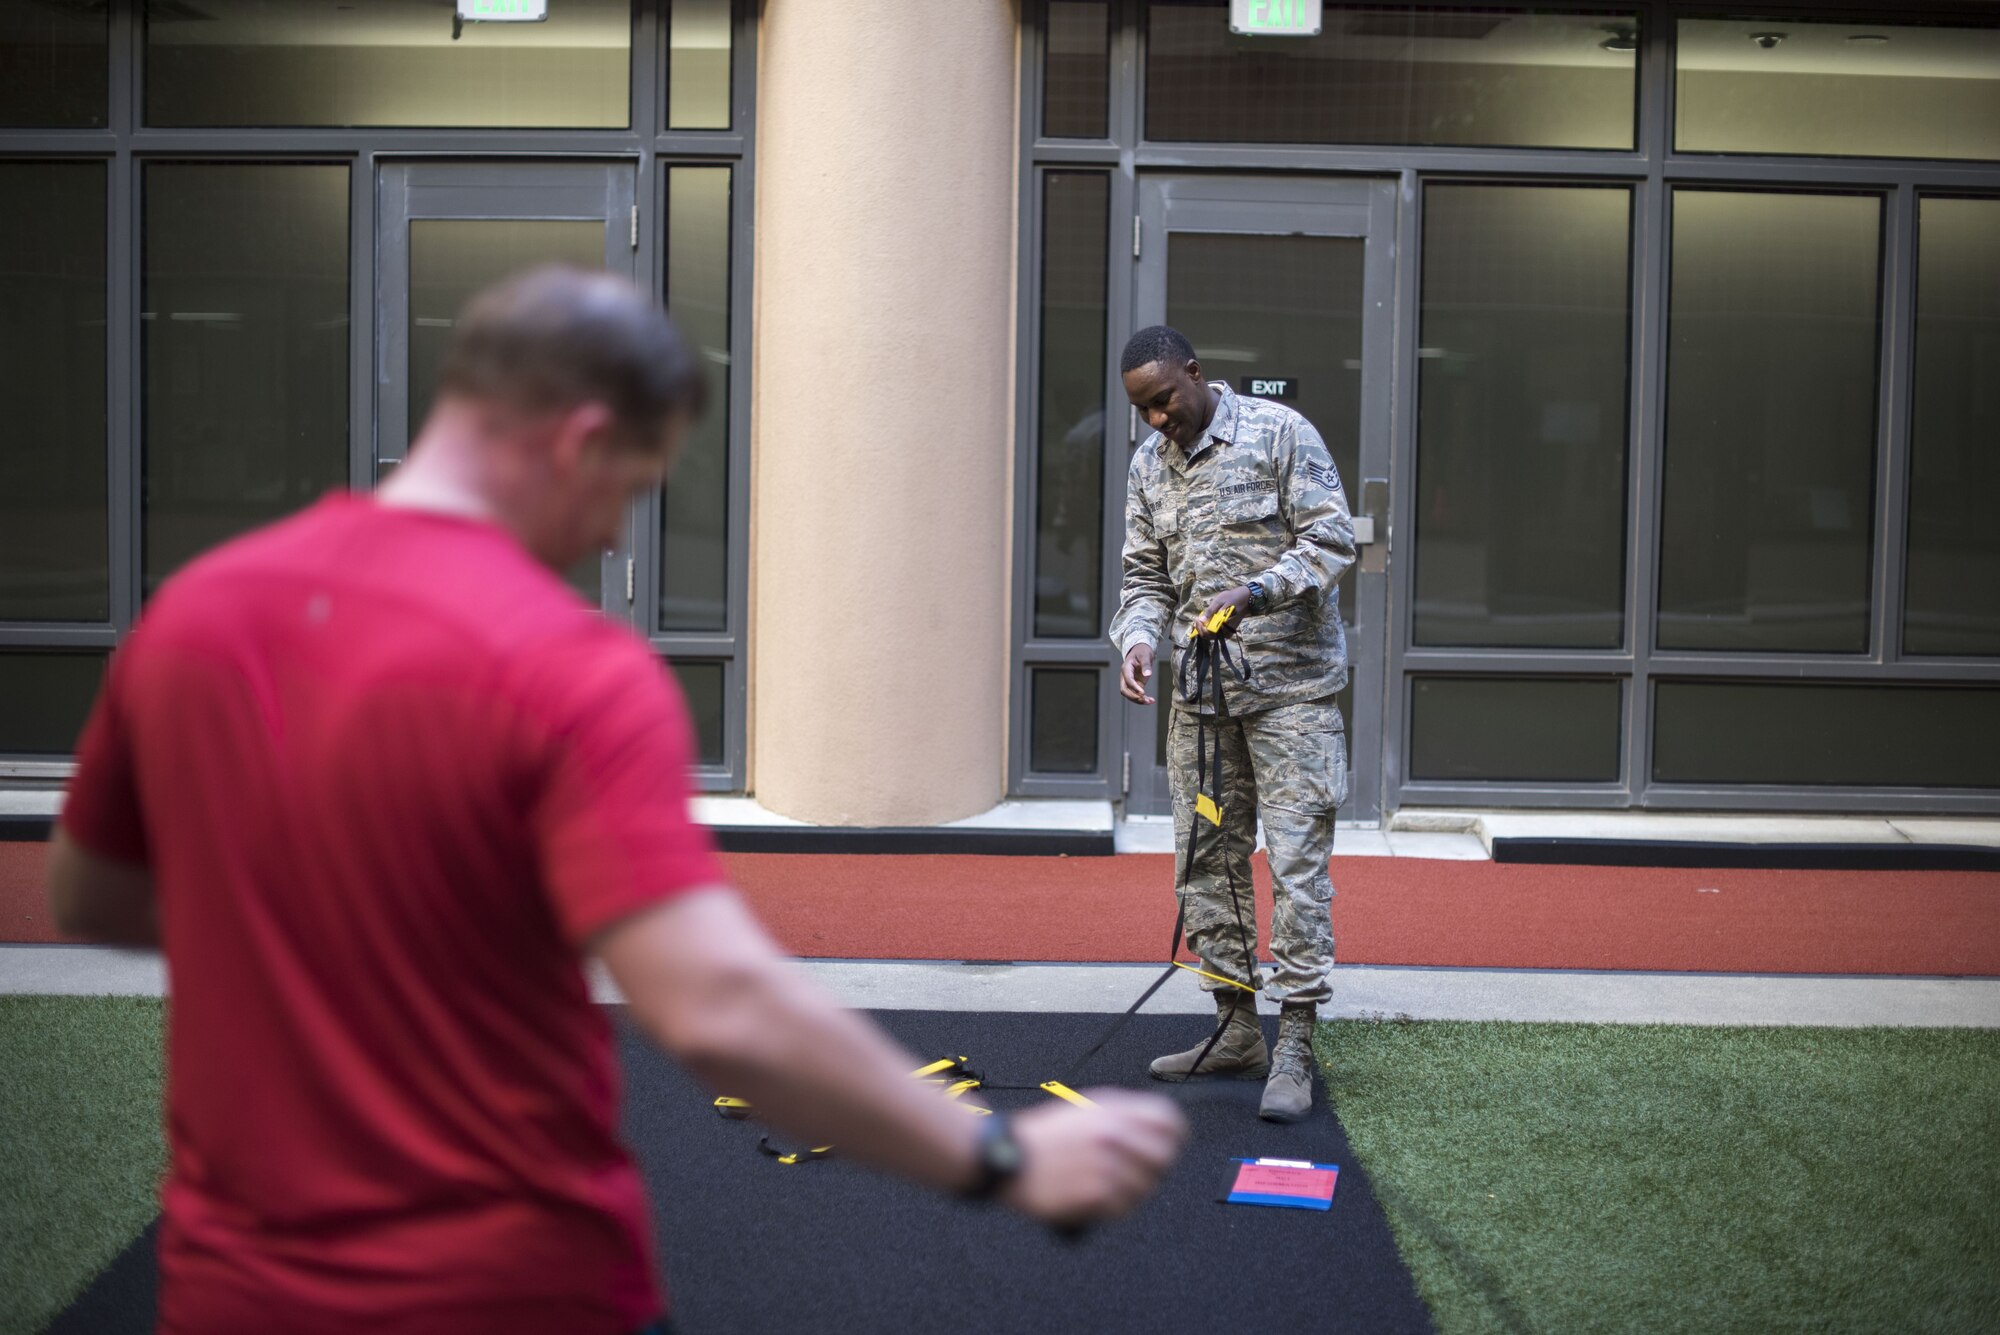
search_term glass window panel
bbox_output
[1653,682,2000,789]
[0,163,107,623]
[1676,19,2000,162]
[1145,4,1637,149]
[1658,191,1881,654]
[1033,173,1109,639]
[145,0,631,129]
[1161,226,1361,759]
[1409,677,1621,783]
[661,168,731,633]
[1905,198,2000,658]
[0,1,107,127]
[408,219,608,441]
[1030,668,1099,774]
[1167,230,1364,627]
[669,659,726,768]
[407,219,606,605]
[1045,2,1110,139]
[1414,184,1631,649]
[669,0,732,129]
[143,164,350,598]
[0,652,106,755]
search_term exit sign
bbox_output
[1240,376,1300,400]
[458,0,548,20]
[1231,0,1323,37]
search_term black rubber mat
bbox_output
[48,1009,1433,1335]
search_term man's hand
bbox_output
[1000,1090,1189,1225]
[1118,643,1156,704]
[47,829,157,947]
[1199,586,1256,638]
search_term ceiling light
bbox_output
[1599,26,1638,52]
[1847,34,1890,44]
[1749,31,1787,49]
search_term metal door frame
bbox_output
[1124,174,1400,823]
[375,159,639,620]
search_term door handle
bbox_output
[1358,478,1389,574]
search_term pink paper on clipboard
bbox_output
[1227,1158,1339,1211]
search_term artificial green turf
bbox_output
[5,1002,1997,1335]
[0,997,165,1335]
[1320,1021,2000,1335]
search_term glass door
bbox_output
[1126,176,1396,822]
[376,161,639,616]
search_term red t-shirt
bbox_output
[62,494,726,1335]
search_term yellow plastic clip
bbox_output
[1173,960,1260,994]
[943,1079,996,1115]
[777,1146,835,1165]
[1189,603,1238,639]
[1040,1081,1098,1107]
[1194,792,1223,826]
[910,1057,969,1080]
[713,1096,755,1120]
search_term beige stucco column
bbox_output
[749,1,1018,824]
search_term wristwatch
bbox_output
[962,1112,1024,1201]
[1246,579,1269,615]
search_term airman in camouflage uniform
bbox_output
[1109,326,1355,1123]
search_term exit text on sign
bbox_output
[1230,0,1323,37]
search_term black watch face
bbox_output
[986,1124,1023,1177]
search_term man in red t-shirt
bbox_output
[48,266,1186,1335]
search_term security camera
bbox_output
[1750,31,1786,50]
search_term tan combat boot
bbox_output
[1149,994,1269,1081]
[1259,1003,1318,1123]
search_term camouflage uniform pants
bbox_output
[1167,696,1346,1007]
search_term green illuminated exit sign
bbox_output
[458,0,548,20]
[1230,0,1323,37]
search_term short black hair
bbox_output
[1119,325,1197,376]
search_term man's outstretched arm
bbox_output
[598,889,1188,1224]
[47,828,157,946]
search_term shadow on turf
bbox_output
[46,1011,1439,1334]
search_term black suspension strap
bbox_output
[1149,618,1262,1082]
[994,612,1262,1091]
[722,613,1271,1150]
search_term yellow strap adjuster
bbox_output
[1039,1081,1097,1107]
[1194,792,1223,826]
[910,1057,971,1080]
[943,1078,995,1115]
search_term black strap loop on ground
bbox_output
[757,1134,835,1165]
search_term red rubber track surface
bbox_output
[7,843,1996,975]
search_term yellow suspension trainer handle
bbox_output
[720,1056,973,1121]
[1189,603,1238,639]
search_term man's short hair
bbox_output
[1119,325,1197,376]
[438,265,707,447]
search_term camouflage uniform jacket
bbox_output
[1109,383,1355,716]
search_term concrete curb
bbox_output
[5,946,1995,1028]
